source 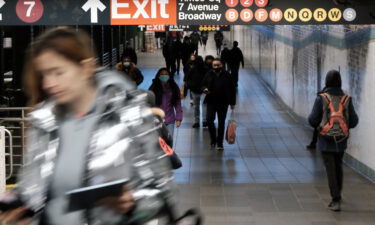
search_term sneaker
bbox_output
[216,145,224,151]
[202,121,208,127]
[192,123,200,128]
[328,201,341,212]
[306,144,316,150]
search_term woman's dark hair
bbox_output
[195,55,204,69]
[149,68,181,106]
[325,70,342,88]
[24,27,97,106]
[205,55,214,62]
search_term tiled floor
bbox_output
[137,35,375,225]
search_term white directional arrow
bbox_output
[82,0,106,24]
[0,0,5,21]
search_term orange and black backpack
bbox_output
[319,93,350,142]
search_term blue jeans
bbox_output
[166,123,175,143]
[192,92,207,124]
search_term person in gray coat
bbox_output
[308,70,358,212]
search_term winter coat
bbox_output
[17,70,174,225]
[115,62,144,86]
[201,69,236,106]
[163,40,179,60]
[229,47,244,69]
[185,63,206,94]
[214,32,223,46]
[221,48,231,65]
[308,87,359,152]
[190,32,201,46]
[149,81,183,125]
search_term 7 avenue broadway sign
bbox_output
[0,0,374,25]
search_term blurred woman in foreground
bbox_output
[0,28,173,225]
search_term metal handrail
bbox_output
[0,107,32,111]
[0,107,31,176]
[4,128,13,180]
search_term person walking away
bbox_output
[149,68,183,137]
[229,41,244,87]
[190,31,202,55]
[115,56,144,86]
[0,28,174,225]
[220,42,231,71]
[202,58,236,151]
[175,36,183,75]
[185,56,207,128]
[214,31,224,55]
[201,31,208,50]
[308,70,358,212]
[122,41,138,65]
[181,36,193,68]
[307,86,328,149]
[163,35,178,76]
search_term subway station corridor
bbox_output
[137,36,375,225]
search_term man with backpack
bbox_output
[308,70,358,212]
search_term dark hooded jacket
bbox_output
[308,87,359,152]
[184,57,206,93]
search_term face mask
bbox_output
[159,75,170,83]
[214,68,221,73]
[123,62,131,67]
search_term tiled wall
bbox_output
[231,25,375,182]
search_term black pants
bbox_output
[207,104,228,146]
[309,128,319,146]
[230,65,240,87]
[322,152,345,202]
[193,44,199,55]
[166,58,176,75]
[216,43,221,55]
[176,57,181,73]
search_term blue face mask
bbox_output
[159,75,170,83]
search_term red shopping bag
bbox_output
[225,111,237,144]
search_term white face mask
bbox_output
[123,62,131,67]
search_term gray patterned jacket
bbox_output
[17,70,175,225]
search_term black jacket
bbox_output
[229,47,244,68]
[123,67,144,86]
[185,63,206,93]
[214,32,224,45]
[221,48,231,64]
[163,40,179,60]
[308,87,359,152]
[202,69,236,106]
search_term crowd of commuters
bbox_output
[0,28,360,225]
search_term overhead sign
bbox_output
[82,0,106,23]
[0,0,374,25]
[111,0,177,25]
[138,24,230,31]
[177,0,373,25]
[138,24,166,31]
